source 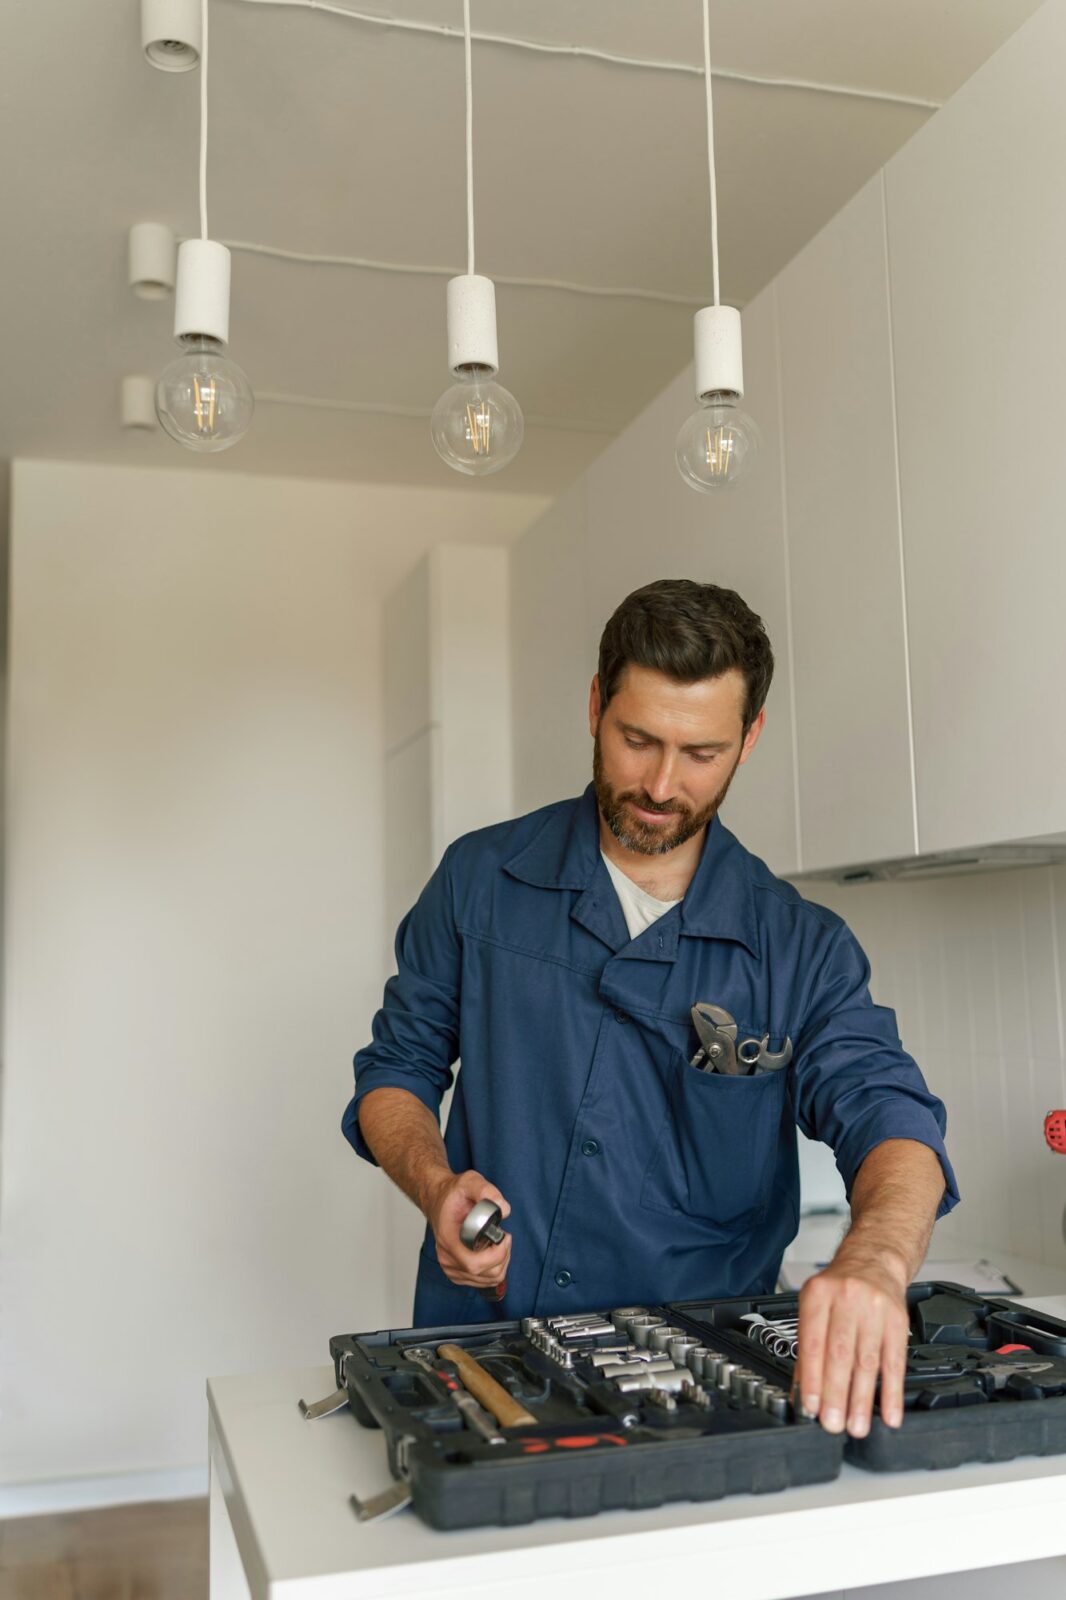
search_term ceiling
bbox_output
[0,0,1047,496]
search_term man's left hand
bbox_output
[793,1252,910,1436]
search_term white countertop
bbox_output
[208,1292,1066,1600]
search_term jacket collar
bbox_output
[503,783,760,958]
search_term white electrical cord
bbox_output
[202,237,706,307]
[701,0,719,309]
[254,389,612,432]
[464,0,474,277]
[200,0,209,240]
[228,0,941,112]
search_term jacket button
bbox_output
[581,1139,600,1156]
[613,1009,629,1024]
[554,1269,573,1288]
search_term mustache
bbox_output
[624,793,686,816]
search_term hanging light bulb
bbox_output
[675,305,760,490]
[156,239,254,452]
[431,275,523,475]
[677,0,758,493]
[155,1,253,451]
[431,0,523,475]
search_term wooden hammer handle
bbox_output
[436,1343,537,1428]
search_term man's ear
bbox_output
[738,707,766,766]
[588,675,602,737]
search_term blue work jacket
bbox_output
[343,785,959,1325]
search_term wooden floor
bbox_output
[0,1499,207,1600]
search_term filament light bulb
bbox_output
[431,365,523,476]
[156,335,254,453]
[675,391,760,491]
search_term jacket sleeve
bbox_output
[341,843,462,1166]
[791,923,960,1218]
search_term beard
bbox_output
[592,729,741,857]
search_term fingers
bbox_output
[878,1306,909,1429]
[437,1231,512,1290]
[796,1271,909,1437]
[794,1279,831,1420]
[816,1299,859,1436]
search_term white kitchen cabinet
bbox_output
[884,1,1066,854]
[777,173,917,874]
[582,286,801,878]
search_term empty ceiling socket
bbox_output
[128,223,177,300]
[121,376,158,431]
[142,0,202,71]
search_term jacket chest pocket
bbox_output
[640,1049,790,1230]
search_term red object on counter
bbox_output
[1045,1109,1066,1153]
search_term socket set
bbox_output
[322,1301,841,1529]
[673,1282,1066,1474]
[314,1284,1066,1528]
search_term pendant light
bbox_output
[430,0,523,476]
[155,0,254,452]
[676,0,760,491]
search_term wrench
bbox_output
[690,1003,741,1074]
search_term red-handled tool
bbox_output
[1045,1110,1066,1154]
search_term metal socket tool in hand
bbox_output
[459,1199,509,1303]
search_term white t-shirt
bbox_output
[601,850,682,941]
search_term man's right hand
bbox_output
[426,1169,512,1294]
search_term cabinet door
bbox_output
[583,286,801,877]
[778,172,917,873]
[885,2,1066,852]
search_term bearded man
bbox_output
[343,578,957,1440]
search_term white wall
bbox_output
[381,543,513,1319]
[0,459,545,1493]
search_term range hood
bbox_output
[795,841,1066,886]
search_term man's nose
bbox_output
[644,756,679,802]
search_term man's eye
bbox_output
[690,751,717,764]
[624,738,648,750]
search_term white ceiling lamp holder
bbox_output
[173,237,231,344]
[676,0,760,492]
[142,0,202,72]
[445,273,499,374]
[128,222,177,300]
[155,0,253,451]
[121,376,159,430]
[430,0,523,476]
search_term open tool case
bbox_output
[678,1282,1066,1473]
[330,1304,839,1530]
[326,1285,1066,1529]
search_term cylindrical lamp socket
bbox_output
[173,239,231,345]
[121,376,158,430]
[128,222,176,300]
[694,304,744,399]
[142,0,202,71]
[446,275,500,375]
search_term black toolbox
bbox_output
[324,1284,1066,1530]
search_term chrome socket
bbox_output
[667,1336,701,1365]
[648,1324,685,1353]
[598,1356,675,1380]
[611,1306,648,1328]
[629,1316,667,1347]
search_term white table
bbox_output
[208,1295,1066,1600]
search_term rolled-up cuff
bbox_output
[341,1072,444,1167]
[834,1111,960,1220]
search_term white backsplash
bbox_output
[797,864,1066,1269]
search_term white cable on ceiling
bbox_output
[701,0,719,309]
[228,0,941,111]
[202,237,707,307]
[255,389,613,432]
[199,0,210,239]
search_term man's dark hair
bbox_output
[597,579,774,733]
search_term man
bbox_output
[343,579,958,1440]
